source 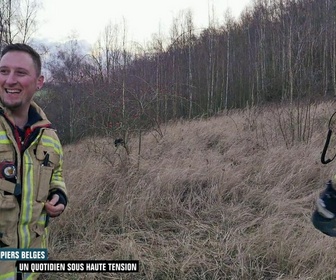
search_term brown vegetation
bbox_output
[40,101,336,279]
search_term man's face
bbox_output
[0,51,44,112]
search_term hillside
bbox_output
[42,101,336,280]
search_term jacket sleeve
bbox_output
[48,135,68,205]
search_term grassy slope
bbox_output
[43,101,336,280]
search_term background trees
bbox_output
[1,0,333,143]
[0,0,40,48]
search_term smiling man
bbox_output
[0,43,67,280]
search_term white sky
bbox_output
[35,0,252,45]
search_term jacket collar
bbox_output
[0,101,51,129]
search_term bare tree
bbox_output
[0,0,41,47]
[46,38,92,142]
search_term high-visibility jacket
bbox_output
[0,101,67,280]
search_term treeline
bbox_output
[1,0,335,143]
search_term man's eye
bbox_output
[17,71,26,76]
[0,69,9,74]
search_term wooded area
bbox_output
[0,0,335,143]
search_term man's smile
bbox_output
[4,89,21,94]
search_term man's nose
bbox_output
[5,72,18,85]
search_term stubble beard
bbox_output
[0,96,23,111]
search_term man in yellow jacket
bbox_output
[0,44,67,279]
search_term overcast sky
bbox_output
[35,0,252,45]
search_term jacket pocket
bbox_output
[35,147,60,202]
[35,146,60,167]
[30,222,48,249]
[0,192,18,247]
[36,165,53,202]
[0,143,14,161]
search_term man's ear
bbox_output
[37,75,44,90]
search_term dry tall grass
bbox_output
[42,101,336,280]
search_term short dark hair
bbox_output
[1,43,42,76]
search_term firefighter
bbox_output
[0,43,67,279]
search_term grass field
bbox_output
[41,100,336,279]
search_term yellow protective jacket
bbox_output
[0,102,67,280]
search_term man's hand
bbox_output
[44,194,65,217]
